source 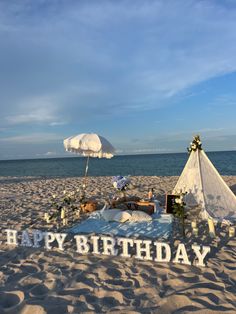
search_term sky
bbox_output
[0,0,236,160]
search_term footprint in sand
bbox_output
[20,262,42,274]
[29,278,57,298]
[106,267,122,277]
[29,283,50,298]
[0,290,25,313]
[104,278,134,289]
[179,273,200,283]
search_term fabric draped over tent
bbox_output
[173,146,236,221]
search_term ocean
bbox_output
[0,151,235,178]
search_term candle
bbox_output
[229,227,235,237]
[46,214,50,224]
[148,188,153,200]
[193,227,198,236]
[61,208,65,219]
[208,218,215,237]
[63,218,68,226]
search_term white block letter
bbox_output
[74,235,90,254]
[173,243,191,265]
[32,230,43,248]
[5,229,18,245]
[21,230,33,247]
[55,233,67,251]
[91,236,100,254]
[154,242,171,262]
[133,240,152,261]
[117,237,134,258]
[192,245,210,267]
[44,232,56,250]
[101,236,117,256]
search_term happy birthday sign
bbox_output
[4,229,211,267]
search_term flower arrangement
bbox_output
[112,175,130,191]
[45,188,82,226]
[173,191,188,237]
[187,135,202,153]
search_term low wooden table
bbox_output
[124,200,156,215]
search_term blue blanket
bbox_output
[69,213,173,239]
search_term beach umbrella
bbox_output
[63,133,115,188]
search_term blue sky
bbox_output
[0,0,236,159]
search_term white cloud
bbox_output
[7,110,53,124]
[0,1,236,158]
[49,121,66,127]
[44,151,57,156]
[5,95,65,126]
[129,148,173,154]
[0,133,63,144]
[1,1,236,114]
[57,1,236,99]
[34,151,69,158]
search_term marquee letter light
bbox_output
[74,235,90,253]
[101,236,118,256]
[133,240,152,261]
[173,243,191,265]
[192,245,211,267]
[44,232,56,250]
[55,233,67,251]
[90,236,100,254]
[3,229,212,269]
[154,242,171,262]
[21,230,33,247]
[5,229,18,245]
[117,237,134,258]
[32,230,44,248]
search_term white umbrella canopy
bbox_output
[63,133,115,190]
[64,133,115,158]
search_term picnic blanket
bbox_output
[69,212,173,239]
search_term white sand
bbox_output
[0,176,236,313]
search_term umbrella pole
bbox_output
[83,156,90,190]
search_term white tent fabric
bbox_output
[63,133,115,159]
[173,149,236,221]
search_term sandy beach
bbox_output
[1,175,236,313]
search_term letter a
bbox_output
[173,243,191,265]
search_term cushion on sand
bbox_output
[128,210,152,222]
[113,211,132,223]
[101,209,122,222]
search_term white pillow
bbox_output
[113,211,132,223]
[128,210,152,222]
[101,209,122,222]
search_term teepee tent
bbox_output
[173,136,236,221]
